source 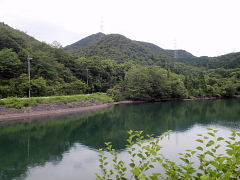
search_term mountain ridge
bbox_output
[65,33,176,64]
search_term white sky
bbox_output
[0,0,240,57]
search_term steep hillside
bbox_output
[0,23,77,80]
[65,32,105,51]
[0,23,89,97]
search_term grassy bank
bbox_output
[0,93,114,109]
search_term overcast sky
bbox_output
[0,0,240,57]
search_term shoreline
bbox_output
[0,96,239,122]
[0,101,141,122]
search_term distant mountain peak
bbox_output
[94,32,106,37]
[64,32,106,50]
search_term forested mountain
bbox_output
[65,33,197,63]
[0,23,240,100]
[64,34,206,76]
[65,33,175,64]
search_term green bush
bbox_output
[110,66,189,101]
[0,97,38,109]
[96,129,240,180]
[107,84,127,101]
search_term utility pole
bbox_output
[86,68,89,86]
[27,56,33,98]
[86,68,89,94]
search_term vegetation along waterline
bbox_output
[0,93,113,109]
[0,93,115,121]
[0,94,239,123]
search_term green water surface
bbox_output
[0,98,239,180]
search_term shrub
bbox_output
[96,129,240,180]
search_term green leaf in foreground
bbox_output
[96,129,240,180]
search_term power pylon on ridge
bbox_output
[174,39,178,59]
[100,17,104,33]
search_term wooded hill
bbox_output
[65,33,175,64]
[0,22,240,100]
[66,32,196,62]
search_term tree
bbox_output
[56,80,87,95]
[50,41,62,49]
[31,77,49,96]
[9,74,29,97]
[125,66,152,100]
[0,48,22,78]
[116,66,188,101]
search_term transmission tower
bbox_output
[174,39,178,59]
[100,17,104,32]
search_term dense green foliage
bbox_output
[68,57,128,93]
[108,66,240,100]
[107,66,188,101]
[96,129,240,180]
[0,23,240,100]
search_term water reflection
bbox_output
[0,98,239,180]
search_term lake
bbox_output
[0,98,239,180]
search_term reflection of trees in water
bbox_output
[0,98,239,180]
